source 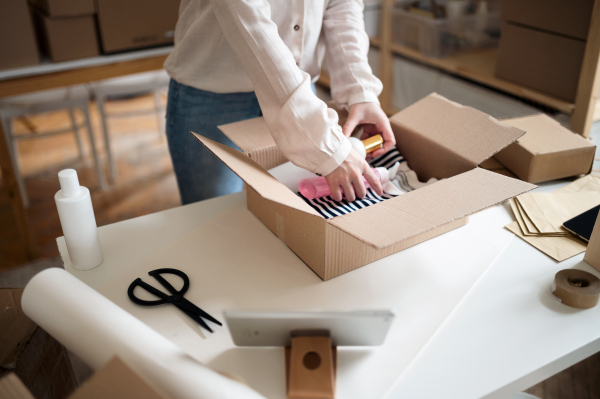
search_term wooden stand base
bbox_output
[285,336,337,399]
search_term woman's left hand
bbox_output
[342,102,396,159]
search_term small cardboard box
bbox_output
[494,114,596,184]
[192,94,536,280]
[501,0,594,41]
[31,10,99,62]
[95,0,179,53]
[495,22,586,102]
[28,0,95,17]
[0,0,39,71]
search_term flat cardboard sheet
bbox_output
[505,174,600,261]
[505,222,586,262]
[517,192,600,234]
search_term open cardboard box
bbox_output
[192,93,536,280]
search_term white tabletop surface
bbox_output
[58,176,600,399]
[0,46,172,81]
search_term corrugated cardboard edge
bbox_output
[328,168,537,250]
[322,217,469,280]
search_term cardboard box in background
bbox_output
[195,94,536,280]
[495,23,586,102]
[28,0,95,17]
[31,10,99,62]
[0,0,39,71]
[95,0,180,53]
[495,114,596,184]
[0,288,77,399]
[501,0,594,41]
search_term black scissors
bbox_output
[127,268,222,333]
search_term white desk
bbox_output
[58,177,600,399]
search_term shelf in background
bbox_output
[390,45,575,114]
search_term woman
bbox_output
[164,0,396,204]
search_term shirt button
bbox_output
[294,24,300,31]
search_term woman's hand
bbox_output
[324,148,382,202]
[342,102,396,159]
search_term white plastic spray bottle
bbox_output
[54,169,103,271]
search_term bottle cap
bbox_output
[58,169,82,198]
[362,134,383,153]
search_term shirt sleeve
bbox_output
[208,0,351,176]
[323,0,383,108]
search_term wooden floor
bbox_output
[0,91,599,398]
[0,94,180,270]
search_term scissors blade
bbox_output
[177,306,213,333]
[176,298,222,326]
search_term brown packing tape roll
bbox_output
[551,269,600,309]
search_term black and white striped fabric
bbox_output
[299,148,405,219]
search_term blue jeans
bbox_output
[165,79,262,204]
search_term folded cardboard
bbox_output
[494,114,596,183]
[495,23,586,102]
[32,10,99,62]
[0,0,39,71]
[68,357,167,399]
[501,0,594,41]
[28,0,95,17]
[95,0,179,53]
[194,93,536,280]
[0,288,77,399]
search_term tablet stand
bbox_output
[285,332,336,399]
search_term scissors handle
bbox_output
[149,268,190,295]
[127,278,168,306]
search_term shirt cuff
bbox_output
[348,89,380,108]
[313,134,352,177]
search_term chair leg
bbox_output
[81,105,108,191]
[97,95,117,182]
[2,117,29,207]
[153,89,166,138]
[68,107,85,160]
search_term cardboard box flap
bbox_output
[501,114,595,154]
[219,117,277,156]
[328,168,536,249]
[390,93,526,166]
[191,133,321,217]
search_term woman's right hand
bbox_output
[324,148,382,202]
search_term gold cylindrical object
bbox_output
[361,134,383,153]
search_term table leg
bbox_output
[0,121,37,260]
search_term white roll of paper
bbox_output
[21,268,264,399]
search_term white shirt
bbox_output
[164,0,383,176]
